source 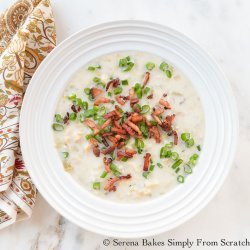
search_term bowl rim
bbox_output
[19,20,239,238]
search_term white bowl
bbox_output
[20,20,238,238]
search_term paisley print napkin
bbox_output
[0,0,56,229]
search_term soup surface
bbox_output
[53,51,204,203]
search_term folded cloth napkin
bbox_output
[0,0,56,229]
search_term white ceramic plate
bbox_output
[20,20,238,238]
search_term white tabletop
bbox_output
[0,0,249,249]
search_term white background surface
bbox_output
[0,0,249,249]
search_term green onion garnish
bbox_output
[110,163,121,177]
[88,64,101,71]
[88,66,95,71]
[143,87,151,95]
[189,154,199,166]
[197,145,201,151]
[134,83,142,99]
[52,123,64,131]
[99,106,106,116]
[100,171,108,178]
[160,147,172,158]
[175,167,180,173]
[150,120,158,126]
[121,157,128,162]
[186,138,195,148]
[142,171,150,179]
[140,105,150,114]
[146,62,155,70]
[135,138,144,154]
[113,86,123,95]
[159,61,173,78]
[85,134,93,140]
[93,182,101,190]
[177,175,184,183]
[184,164,193,174]
[62,152,69,158]
[181,133,191,141]
[157,162,163,168]
[82,101,88,110]
[119,56,134,72]
[107,92,112,97]
[171,159,183,169]
[139,121,149,138]
[68,93,76,100]
[149,164,155,172]
[171,152,179,161]
[121,79,129,85]
[84,88,91,95]
[55,114,63,123]
[69,113,77,121]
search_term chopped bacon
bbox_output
[152,106,164,116]
[115,96,126,105]
[173,130,178,145]
[161,114,176,131]
[84,119,99,134]
[114,120,122,129]
[114,105,122,118]
[163,93,167,97]
[125,148,137,157]
[100,118,112,130]
[143,153,151,171]
[107,136,118,144]
[101,137,109,147]
[122,123,135,136]
[104,174,131,192]
[92,146,100,157]
[147,93,153,99]
[144,117,152,127]
[159,98,172,109]
[131,113,144,123]
[151,114,162,125]
[103,157,112,172]
[71,104,78,113]
[125,120,142,135]
[149,126,161,143]
[130,98,139,107]
[63,112,69,124]
[90,87,103,99]
[142,72,150,88]
[89,138,98,147]
[103,110,117,119]
[101,145,116,155]
[117,148,136,161]
[111,127,127,135]
[129,88,135,99]
[94,97,111,106]
[115,134,128,140]
[106,78,120,91]
[101,132,114,137]
[117,141,125,149]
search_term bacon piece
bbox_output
[125,148,137,157]
[117,141,125,149]
[147,93,153,99]
[89,138,98,147]
[92,146,100,157]
[107,136,118,144]
[100,118,112,130]
[129,88,135,99]
[125,120,142,135]
[63,112,69,124]
[115,96,126,105]
[111,127,127,135]
[173,130,178,145]
[94,97,111,106]
[115,134,128,140]
[159,98,172,109]
[122,123,135,136]
[101,132,114,137]
[101,145,116,155]
[144,117,152,127]
[84,119,99,134]
[114,120,122,129]
[106,78,120,91]
[104,174,131,192]
[90,87,103,99]
[103,110,117,119]
[103,157,112,172]
[71,104,78,113]
[149,126,161,143]
[101,137,109,147]
[152,106,164,116]
[151,114,162,125]
[131,113,144,123]
[130,98,139,108]
[143,153,151,171]
[142,72,150,88]
[161,114,176,131]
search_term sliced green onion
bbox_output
[99,106,106,116]
[107,91,112,97]
[121,79,129,85]
[159,61,173,78]
[135,138,144,154]
[139,121,149,138]
[84,88,91,95]
[55,114,63,123]
[186,138,195,148]
[166,70,172,78]
[110,163,121,177]
[160,62,169,71]
[197,145,201,151]
[68,93,76,100]
[100,171,108,178]
[157,162,163,168]
[121,157,128,162]
[189,153,199,166]
[88,64,101,71]
[113,86,123,95]
[150,120,158,126]
[119,56,134,72]
[143,87,151,95]
[62,152,69,158]
[79,113,85,122]
[149,164,155,172]
[134,83,142,99]
[93,77,101,83]
[52,123,64,131]
[177,175,184,183]
[160,147,172,158]
[184,164,193,174]
[146,62,155,70]
[175,167,180,173]
[97,117,105,125]
[181,133,191,142]
[140,105,150,114]
[88,66,95,71]
[171,159,183,169]
[69,113,77,121]
[142,171,150,179]
[165,142,173,148]
[93,182,100,190]
[171,152,179,161]
[82,101,88,110]
[94,134,103,143]
[85,134,93,140]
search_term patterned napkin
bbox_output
[0,0,56,229]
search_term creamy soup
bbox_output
[53,51,204,203]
